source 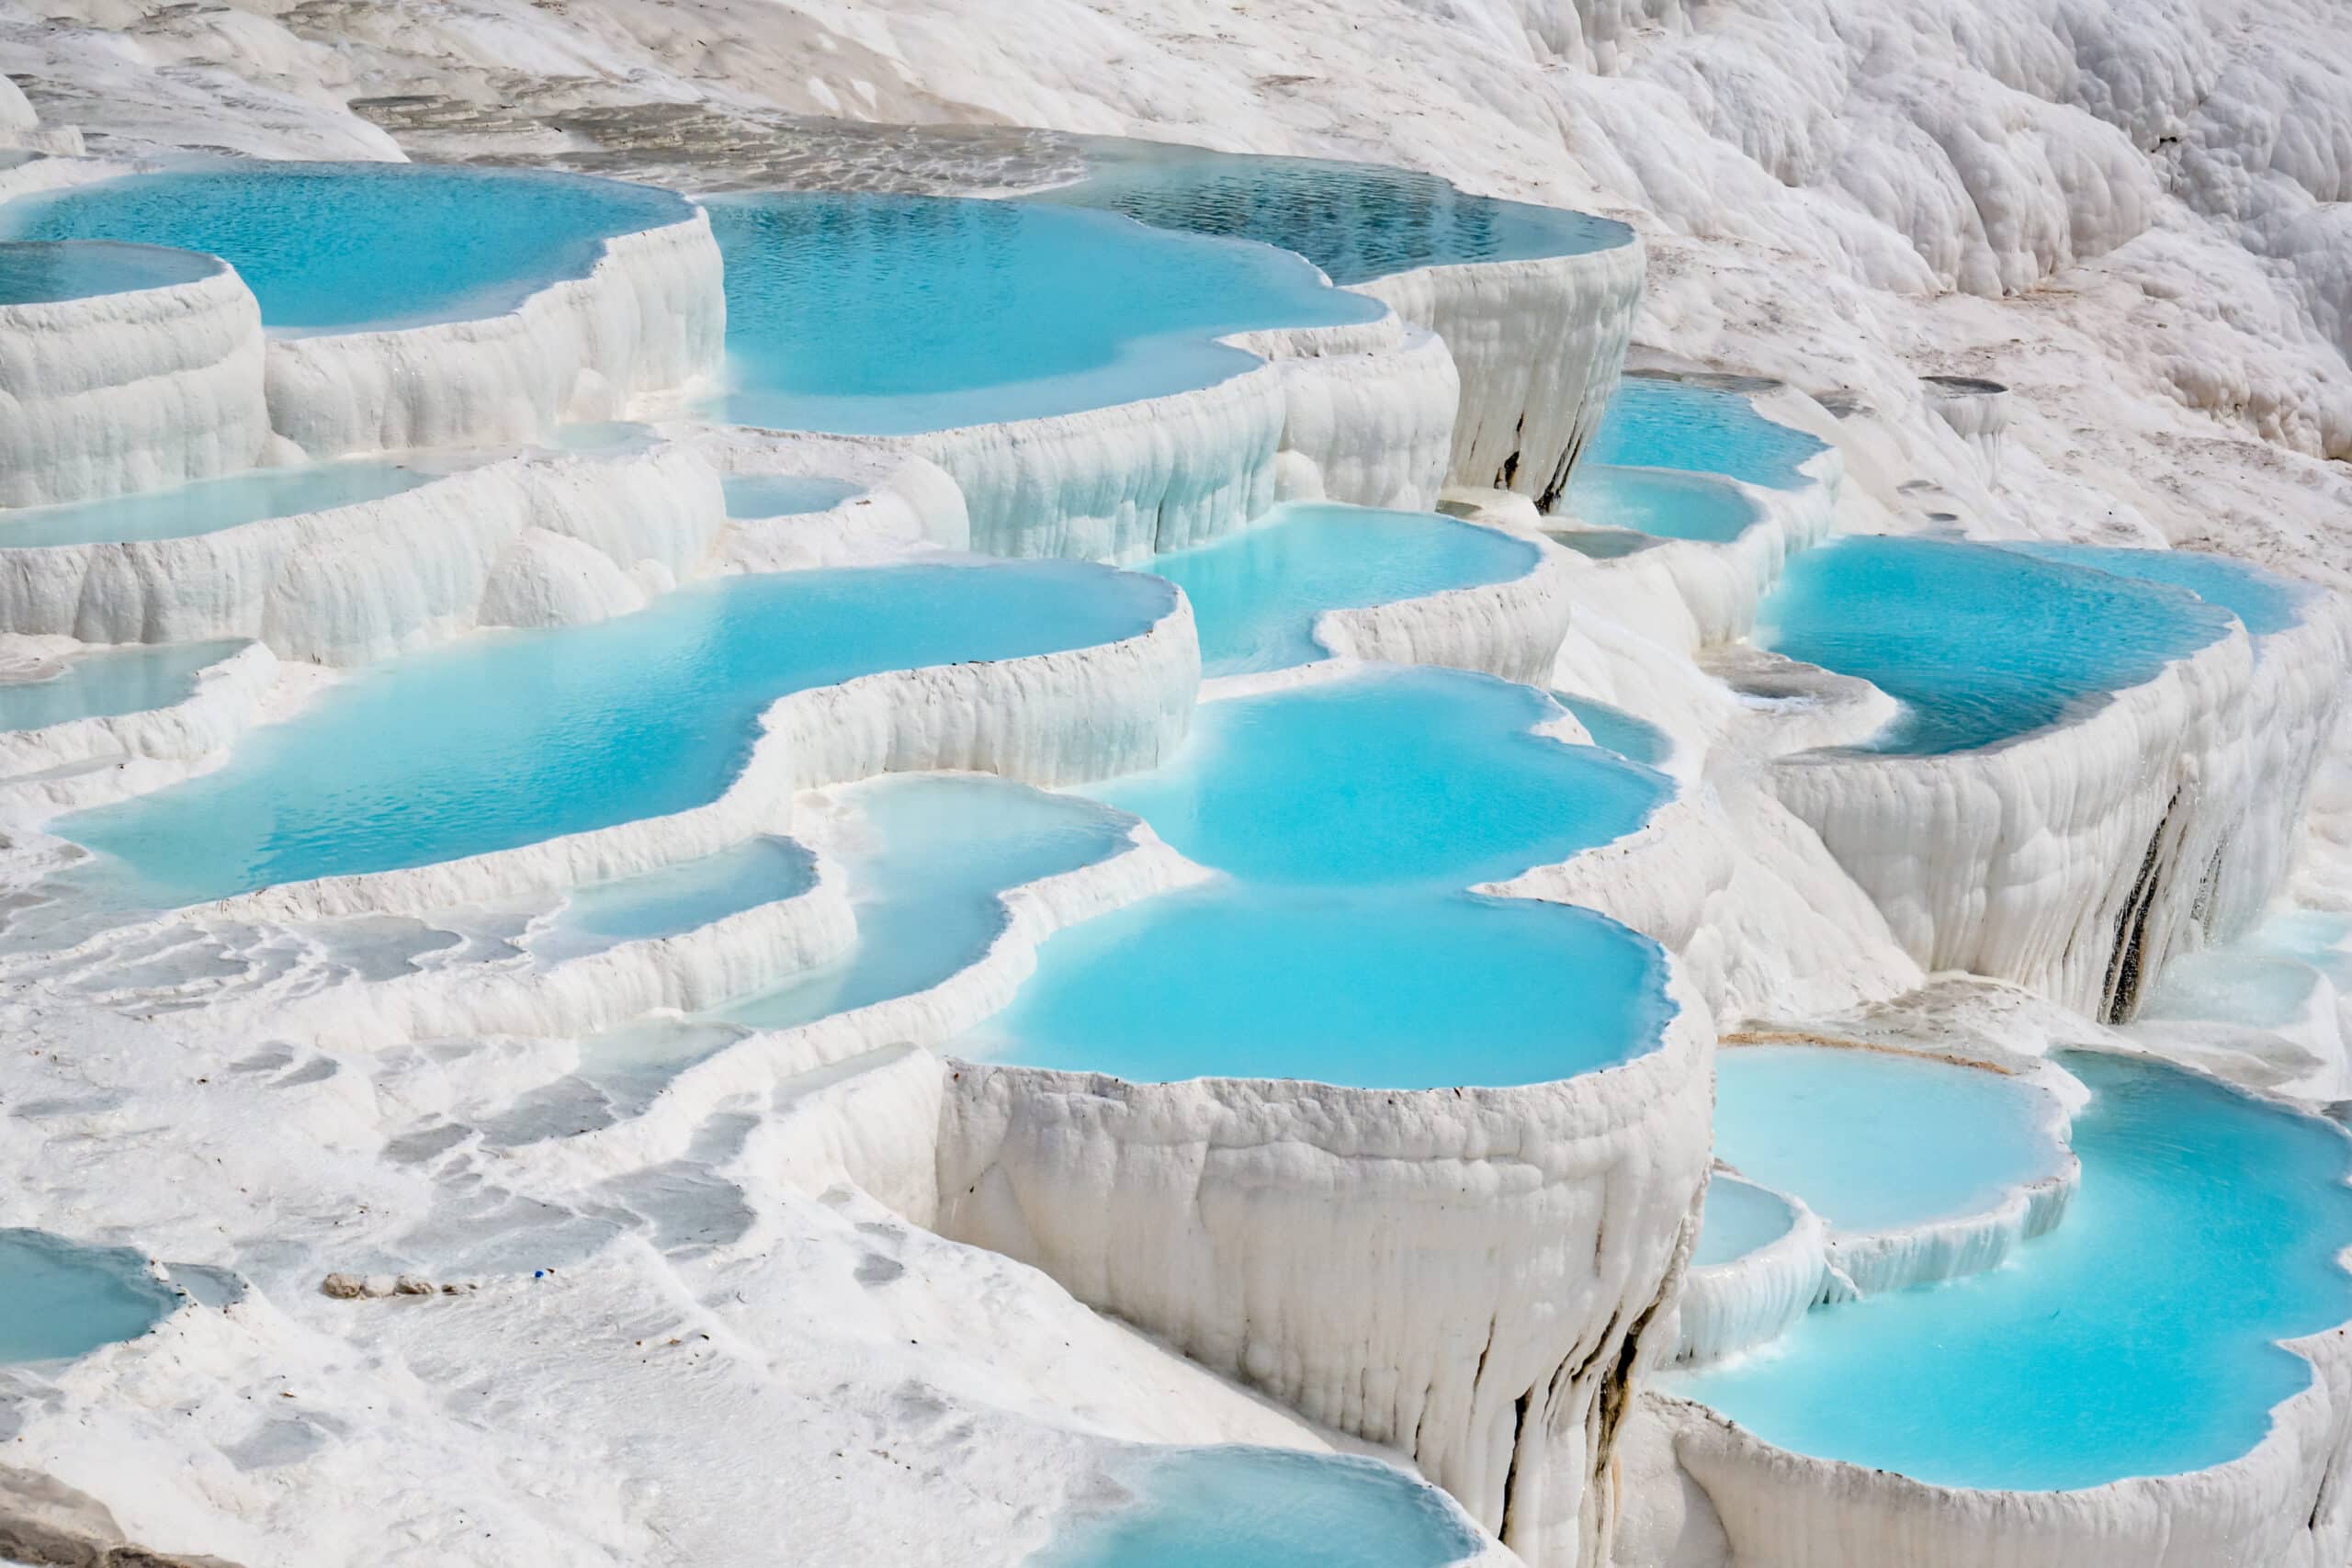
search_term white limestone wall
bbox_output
[1920,377,2008,484]
[1317,526,1578,686]
[1356,234,1645,509]
[1257,320,1461,515]
[1668,1179,1827,1368]
[695,434,972,569]
[0,637,274,812]
[870,366,1285,562]
[934,973,1715,1568]
[0,439,726,665]
[215,592,1201,921]
[1770,583,2350,1021]
[244,863,858,1052]
[264,212,725,457]
[0,250,272,509]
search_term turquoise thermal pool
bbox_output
[1562,465,1763,544]
[718,774,1133,1032]
[1093,666,1668,889]
[1713,1044,2066,1235]
[1047,138,1630,284]
[61,562,1174,904]
[1673,1052,2352,1490]
[0,164,692,332]
[0,1229,178,1363]
[967,884,1673,1088]
[1691,1172,1802,1269]
[0,458,442,547]
[1583,376,1827,491]
[0,639,243,732]
[707,191,1384,434]
[961,667,1677,1089]
[2005,542,2314,640]
[720,474,863,518]
[1032,1448,1483,1568]
[0,239,219,304]
[531,837,819,963]
[1755,536,2234,754]
[1148,502,1539,676]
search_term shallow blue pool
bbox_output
[1692,1173,1801,1269]
[1149,502,1538,675]
[532,837,818,963]
[1553,693,1672,767]
[0,640,243,732]
[963,666,1675,1089]
[0,1229,178,1363]
[62,563,1174,903]
[1033,1447,1483,1568]
[1564,466,1762,543]
[967,884,1672,1088]
[0,238,218,304]
[1713,1045,2065,1235]
[707,191,1383,434]
[1047,138,1629,284]
[1672,1052,2352,1490]
[1755,536,2233,754]
[720,474,862,518]
[0,164,692,332]
[2003,543,2313,640]
[1584,378,1826,491]
[720,774,1133,1032]
[0,458,442,547]
[1097,667,1668,889]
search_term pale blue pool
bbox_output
[963,666,1675,1088]
[719,774,1133,1032]
[1096,667,1668,889]
[1755,536,2233,754]
[0,458,442,547]
[1554,693,1672,767]
[2004,543,2312,640]
[1713,1045,2065,1235]
[721,474,863,518]
[1563,466,1762,543]
[1048,138,1630,284]
[1692,1173,1801,1269]
[1149,502,1538,675]
[707,191,1384,434]
[0,164,692,332]
[1673,1052,2352,1490]
[1033,1447,1483,1568]
[61,563,1174,904]
[0,238,219,304]
[1585,377,1826,491]
[0,1229,178,1363]
[0,640,243,732]
[531,837,819,963]
[967,884,1672,1088]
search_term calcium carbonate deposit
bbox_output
[0,5,2348,1568]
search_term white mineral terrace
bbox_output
[0,7,2346,1568]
